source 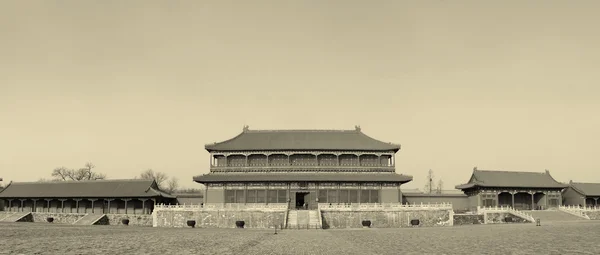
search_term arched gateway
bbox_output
[194,126,413,209]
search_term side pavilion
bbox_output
[562,181,600,207]
[0,179,176,214]
[455,168,568,211]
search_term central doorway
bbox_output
[295,192,309,209]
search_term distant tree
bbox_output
[165,177,180,194]
[137,169,179,193]
[423,169,435,194]
[50,162,106,181]
[176,188,204,195]
[436,179,444,194]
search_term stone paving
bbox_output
[1,221,599,255]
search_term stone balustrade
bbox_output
[477,205,535,222]
[154,203,288,211]
[559,205,600,211]
[558,205,592,219]
[318,202,453,211]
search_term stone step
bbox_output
[73,214,107,225]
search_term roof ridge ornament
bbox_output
[243,125,250,132]
[473,166,478,171]
[355,125,361,132]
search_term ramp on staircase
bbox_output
[73,214,107,225]
[527,210,588,222]
[1,212,31,222]
[286,210,320,229]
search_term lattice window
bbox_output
[247,155,267,166]
[349,190,359,203]
[359,155,379,166]
[318,154,337,166]
[327,190,338,203]
[257,190,266,203]
[339,155,359,166]
[225,190,236,203]
[277,190,287,203]
[227,155,246,167]
[318,190,328,203]
[269,154,288,166]
[247,190,257,203]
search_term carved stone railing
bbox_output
[316,207,324,229]
[209,166,396,173]
[283,203,289,229]
[154,203,288,211]
[318,202,453,211]
[558,205,592,219]
[477,206,535,222]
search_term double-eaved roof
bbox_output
[455,168,568,190]
[0,179,175,199]
[193,172,412,184]
[568,181,600,196]
[204,126,401,152]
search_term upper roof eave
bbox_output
[204,126,401,152]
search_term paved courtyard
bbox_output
[1,221,599,255]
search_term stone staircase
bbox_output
[73,214,107,225]
[0,212,31,222]
[0,212,16,221]
[286,210,320,229]
[527,210,588,222]
[308,210,319,228]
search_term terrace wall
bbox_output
[100,214,153,226]
[403,194,470,212]
[318,203,453,228]
[31,212,87,224]
[153,203,287,229]
[586,211,600,220]
[8,212,152,226]
[453,214,484,225]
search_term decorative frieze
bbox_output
[268,182,287,189]
[319,183,337,189]
[382,183,398,189]
[247,183,267,189]
[207,183,224,189]
[225,183,245,190]
[339,183,359,189]
[361,183,381,189]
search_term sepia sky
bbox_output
[1,1,599,190]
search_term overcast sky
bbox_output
[1,1,599,190]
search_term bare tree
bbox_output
[165,177,180,194]
[50,162,106,181]
[423,169,435,194]
[436,179,444,194]
[138,169,169,189]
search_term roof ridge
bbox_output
[476,169,547,174]
[245,129,359,133]
[11,179,154,184]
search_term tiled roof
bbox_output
[193,173,412,183]
[0,179,175,199]
[570,182,600,196]
[455,168,567,190]
[204,126,401,152]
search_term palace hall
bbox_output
[193,126,412,209]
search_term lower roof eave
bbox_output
[455,184,568,190]
[0,195,174,199]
